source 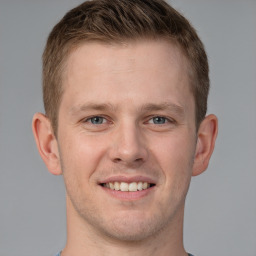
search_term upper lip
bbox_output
[98,175,157,185]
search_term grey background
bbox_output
[0,0,255,255]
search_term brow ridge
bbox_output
[70,101,185,116]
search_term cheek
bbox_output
[59,134,109,209]
[152,131,195,166]
[151,132,195,190]
[59,132,108,183]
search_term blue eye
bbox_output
[89,116,105,124]
[151,116,167,124]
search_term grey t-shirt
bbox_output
[56,252,194,256]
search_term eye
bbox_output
[87,116,106,124]
[149,116,168,124]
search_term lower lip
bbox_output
[100,186,155,201]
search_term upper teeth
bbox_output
[103,181,150,192]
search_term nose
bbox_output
[108,122,148,166]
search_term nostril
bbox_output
[114,158,122,163]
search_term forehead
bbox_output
[65,39,190,78]
[61,39,194,115]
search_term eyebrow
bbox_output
[69,103,116,114]
[70,101,185,117]
[139,102,185,116]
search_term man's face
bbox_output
[57,40,197,240]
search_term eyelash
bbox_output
[147,116,174,125]
[84,116,109,125]
[83,115,175,126]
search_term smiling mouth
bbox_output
[100,181,155,192]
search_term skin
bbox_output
[33,40,218,256]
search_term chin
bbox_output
[99,212,169,242]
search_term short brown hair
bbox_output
[43,0,209,134]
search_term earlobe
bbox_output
[32,113,62,175]
[192,114,218,176]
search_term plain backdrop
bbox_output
[0,1,255,256]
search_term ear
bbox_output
[192,114,218,176]
[32,113,62,175]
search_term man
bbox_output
[32,0,218,255]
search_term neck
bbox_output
[61,196,188,256]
